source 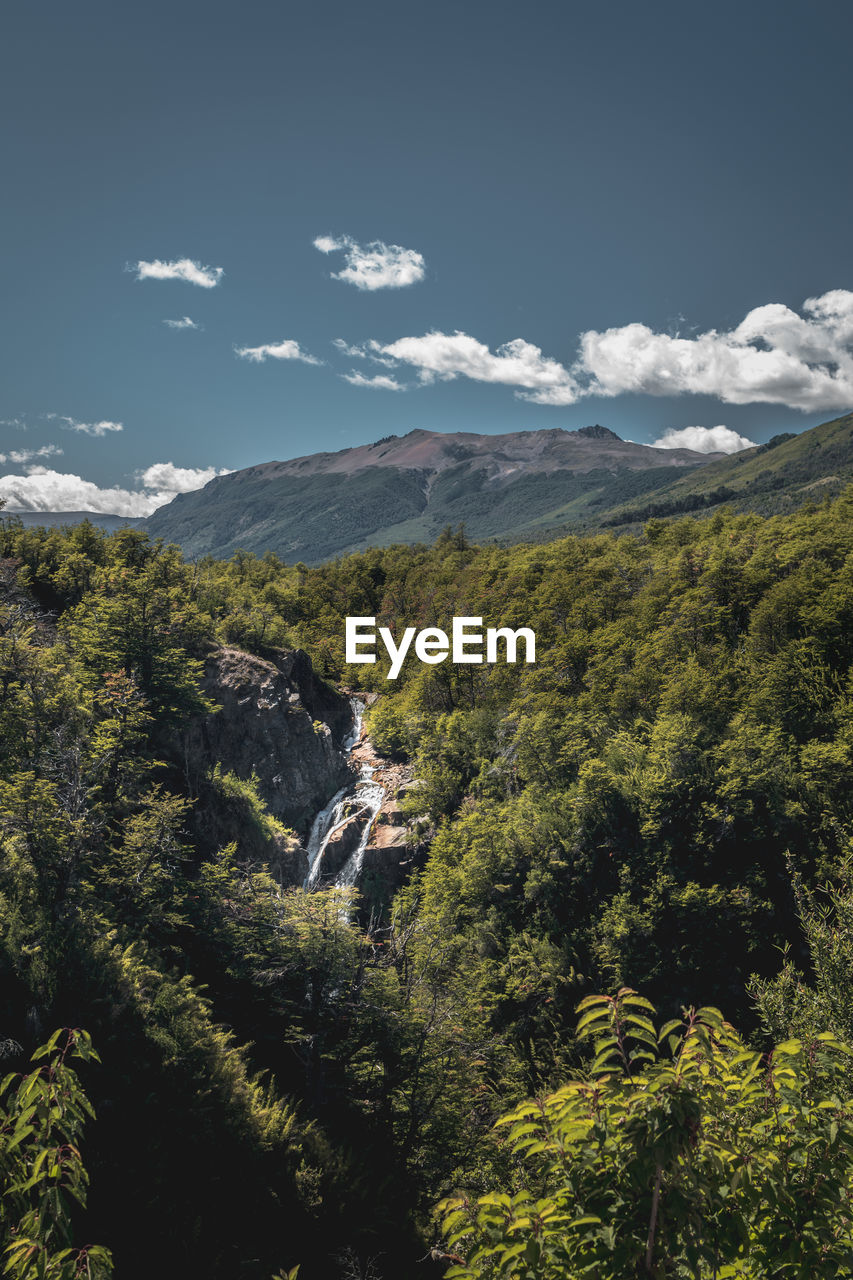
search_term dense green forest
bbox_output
[4,491,853,1276]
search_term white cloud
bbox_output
[137,462,231,493]
[0,445,63,465]
[342,371,406,391]
[47,415,123,437]
[0,469,156,516]
[314,234,425,290]
[333,338,399,367]
[578,290,853,412]
[372,331,580,404]
[337,290,853,414]
[234,339,322,365]
[333,338,368,358]
[0,461,231,517]
[651,425,756,454]
[163,316,200,330]
[133,258,224,288]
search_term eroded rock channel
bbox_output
[305,697,418,900]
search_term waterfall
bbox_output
[303,697,386,890]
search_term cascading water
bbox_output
[303,697,386,890]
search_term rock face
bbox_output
[175,647,355,876]
[362,788,416,888]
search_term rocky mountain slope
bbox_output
[142,425,721,562]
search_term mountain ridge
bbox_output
[8,416,853,564]
[142,424,724,562]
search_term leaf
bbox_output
[576,995,611,1013]
[620,994,656,1013]
[576,1009,611,1037]
[658,1019,683,1042]
[773,1039,803,1057]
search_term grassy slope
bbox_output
[600,412,853,525]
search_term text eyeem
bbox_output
[345,616,536,680]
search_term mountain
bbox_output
[12,416,853,565]
[600,410,853,528]
[142,425,723,562]
[2,510,144,532]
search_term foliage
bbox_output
[209,763,293,842]
[751,856,853,1046]
[439,989,853,1278]
[4,487,853,1274]
[0,1028,112,1279]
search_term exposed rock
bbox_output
[174,646,355,869]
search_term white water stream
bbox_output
[303,698,386,890]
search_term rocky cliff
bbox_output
[174,645,355,882]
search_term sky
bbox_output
[2,0,853,515]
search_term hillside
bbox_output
[142,414,853,563]
[602,410,853,527]
[4,510,145,531]
[142,425,719,562]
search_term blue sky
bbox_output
[2,0,853,514]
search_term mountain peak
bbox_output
[575,424,623,441]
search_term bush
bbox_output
[439,989,853,1278]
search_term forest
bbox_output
[4,491,853,1277]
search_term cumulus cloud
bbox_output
[342,371,406,391]
[137,462,231,493]
[651,425,756,454]
[234,339,322,365]
[0,461,232,518]
[337,290,853,413]
[132,258,224,288]
[314,234,425,291]
[163,316,200,330]
[370,331,579,404]
[47,415,123,437]
[0,445,63,465]
[578,290,853,412]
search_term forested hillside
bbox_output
[4,492,853,1276]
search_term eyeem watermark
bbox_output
[346,616,536,680]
